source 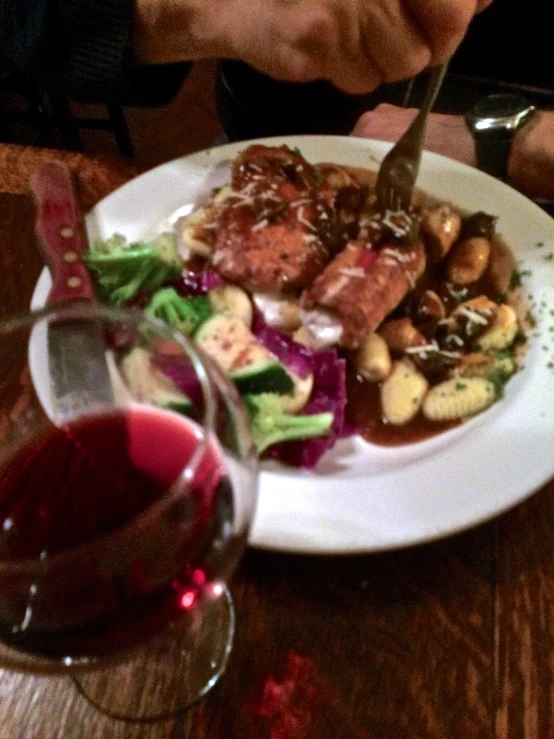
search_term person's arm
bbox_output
[1,0,489,103]
[508,110,554,201]
[351,103,554,202]
[0,0,189,104]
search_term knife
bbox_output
[30,161,114,418]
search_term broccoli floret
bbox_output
[149,233,183,271]
[85,232,182,305]
[147,287,212,335]
[244,393,333,453]
[91,232,127,253]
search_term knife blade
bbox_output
[30,161,114,418]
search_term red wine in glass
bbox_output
[0,404,233,662]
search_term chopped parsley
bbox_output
[509,270,522,289]
[488,371,509,399]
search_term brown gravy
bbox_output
[345,365,459,446]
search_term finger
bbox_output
[274,5,383,94]
[328,49,383,95]
[358,1,433,84]
[476,0,494,12]
[351,110,386,138]
[264,6,338,83]
[267,46,325,84]
[351,105,418,138]
[316,2,384,94]
[329,70,383,96]
[405,0,478,65]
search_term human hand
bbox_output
[508,110,554,201]
[351,103,476,165]
[133,0,488,94]
[351,103,554,202]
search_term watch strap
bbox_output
[473,135,513,181]
[466,94,537,183]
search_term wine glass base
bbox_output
[72,586,235,723]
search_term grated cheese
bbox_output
[381,209,413,236]
[457,306,490,325]
[405,341,462,360]
[339,267,365,278]
[381,248,416,263]
[251,218,269,232]
[320,275,351,302]
[405,342,440,355]
[296,206,318,233]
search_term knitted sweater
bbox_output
[0,0,190,104]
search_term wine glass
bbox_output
[0,301,258,722]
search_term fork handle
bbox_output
[419,63,449,115]
[402,62,449,153]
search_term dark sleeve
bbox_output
[0,0,192,105]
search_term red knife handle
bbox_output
[30,161,97,305]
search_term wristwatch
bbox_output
[465,93,537,181]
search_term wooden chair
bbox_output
[0,71,134,157]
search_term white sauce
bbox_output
[300,309,343,348]
[253,293,295,329]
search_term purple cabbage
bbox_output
[253,316,352,469]
[169,268,225,297]
[152,354,204,410]
[252,314,312,380]
[128,268,224,307]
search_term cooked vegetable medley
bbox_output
[86,144,527,466]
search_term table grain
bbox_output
[0,143,553,739]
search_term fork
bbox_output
[375,62,449,212]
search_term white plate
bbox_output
[31,135,554,554]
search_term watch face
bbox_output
[467,94,536,134]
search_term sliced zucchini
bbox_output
[194,314,294,394]
[281,370,314,414]
[120,347,193,413]
[208,284,253,327]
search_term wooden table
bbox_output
[0,142,553,739]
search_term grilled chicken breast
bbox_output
[301,239,427,348]
[209,145,334,292]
